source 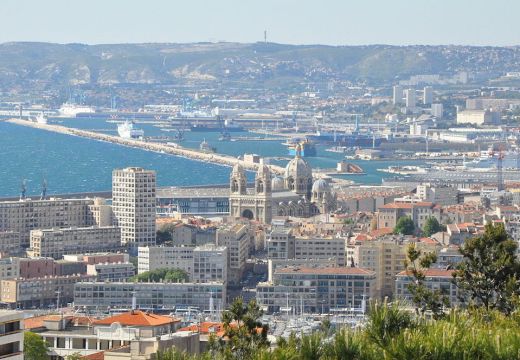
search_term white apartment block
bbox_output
[0,311,23,360]
[112,168,156,248]
[86,262,135,282]
[138,246,195,274]
[138,244,227,284]
[29,226,122,259]
[294,237,346,266]
[216,224,250,284]
[0,197,105,247]
[74,281,226,311]
[257,267,376,314]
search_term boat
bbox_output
[58,103,96,117]
[200,139,216,153]
[117,120,144,139]
[287,139,317,157]
[219,132,231,141]
[34,112,48,124]
[307,130,384,148]
[190,124,244,132]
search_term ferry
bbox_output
[58,103,96,118]
[287,139,317,157]
[117,120,144,139]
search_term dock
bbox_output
[6,118,285,175]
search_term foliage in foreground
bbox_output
[156,301,520,360]
[24,331,49,360]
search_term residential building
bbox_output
[431,103,443,119]
[74,282,226,311]
[1,274,96,309]
[423,86,433,105]
[137,246,195,275]
[416,184,459,206]
[86,262,135,282]
[216,224,250,284]
[192,244,227,284]
[392,85,403,105]
[377,202,441,231]
[266,227,295,260]
[256,267,376,314]
[29,226,121,259]
[0,311,23,359]
[0,232,22,256]
[405,89,416,108]
[294,237,346,266]
[112,167,156,249]
[395,269,461,306]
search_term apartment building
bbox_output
[266,227,295,260]
[0,197,104,247]
[0,232,22,256]
[352,236,440,299]
[138,245,227,284]
[0,311,23,359]
[74,281,226,311]
[294,237,346,266]
[1,274,96,309]
[86,262,135,282]
[395,269,461,306]
[216,224,250,284]
[29,226,122,259]
[112,168,156,249]
[138,246,195,274]
[377,202,441,231]
[257,267,376,314]
[416,184,459,206]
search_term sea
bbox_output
[0,117,419,198]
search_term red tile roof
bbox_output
[82,351,105,360]
[93,310,178,327]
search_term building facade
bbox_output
[112,168,156,249]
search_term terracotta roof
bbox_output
[380,202,434,210]
[82,351,105,360]
[179,322,225,337]
[419,237,440,245]
[93,310,178,327]
[276,266,375,276]
[369,227,394,238]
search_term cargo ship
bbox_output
[287,139,317,157]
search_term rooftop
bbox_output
[93,310,179,327]
[276,266,375,276]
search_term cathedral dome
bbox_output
[271,176,285,191]
[312,178,330,193]
[285,157,312,179]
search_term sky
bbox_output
[1,0,518,46]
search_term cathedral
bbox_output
[229,150,337,223]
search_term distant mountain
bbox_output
[1,42,519,89]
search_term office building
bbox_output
[112,168,157,249]
[29,226,121,259]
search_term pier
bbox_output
[6,118,285,175]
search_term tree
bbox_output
[24,331,49,360]
[156,223,176,245]
[453,223,520,314]
[393,216,415,235]
[404,244,449,319]
[210,297,269,359]
[65,354,83,360]
[422,216,442,237]
[130,268,188,283]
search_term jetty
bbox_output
[6,118,285,175]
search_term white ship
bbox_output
[117,120,144,139]
[58,103,95,117]
[34,112,48,124]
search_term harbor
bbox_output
[5,118,285,175]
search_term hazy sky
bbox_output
[1,0,518,46]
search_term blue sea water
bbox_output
[0,117,417,198]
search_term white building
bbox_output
[112,168,156,249]
[86,262,135,282]
[0,311,23,359]
[423,86,433,105]
[405,89,416,108]
[456,109,500,125]
[29,226,121,259]
[216,224,250,284]
[431,103,443,119]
